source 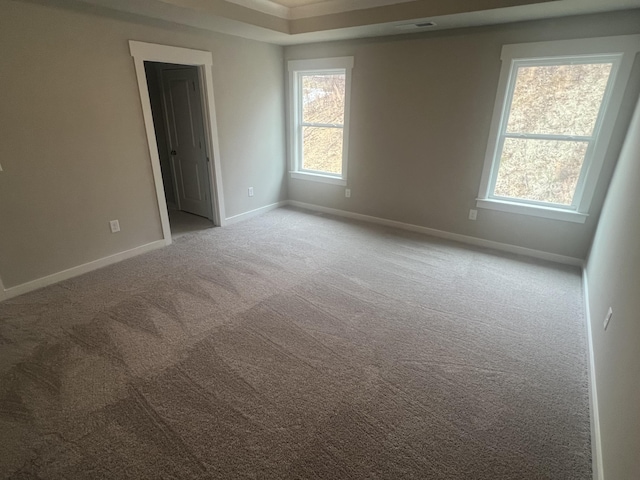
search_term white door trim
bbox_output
[129,40,226,245]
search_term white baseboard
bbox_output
[1,199,584,302]
[582,271,604,480]
[287,201,584,267]
[0,200,282,301]
[224,200,288,225]
[1,240,166,301]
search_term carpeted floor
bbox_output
[0,207,591,479]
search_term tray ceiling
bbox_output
[49,0,640,45]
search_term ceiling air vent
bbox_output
[396,21,437,31]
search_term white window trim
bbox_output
[477,35,640,223]
[288,57,354,186]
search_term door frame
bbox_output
[129,41,226,245]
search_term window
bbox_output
[477,36,640,223]
[288,57,354,186]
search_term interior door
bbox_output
[161,67,212,219]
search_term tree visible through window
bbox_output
[301,73,345,174]
[477,36,640,223]
[288,57,353,185]
[494,62,613,205]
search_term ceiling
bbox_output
[54,0,640,45]
[266,0,331,8]
[225,0,421,19]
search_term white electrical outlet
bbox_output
[248,187,254,197]
[345,188,351,198]
[109,220,120,233]
[604,307,613,330]
[468,209,477,221]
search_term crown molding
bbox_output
[225,0,290,18]
[225,0,418,20]
[290,0,417,19]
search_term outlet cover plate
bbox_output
[109,220,120,233]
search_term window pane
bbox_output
[506,63,612,136]
[302,74,345,125]
[302,126,343,174]
[494,138,588,205]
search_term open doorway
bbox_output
[130,41,226,245]
[144,61,214,238]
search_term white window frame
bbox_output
[288,57,354,186]
[477,35,640,223]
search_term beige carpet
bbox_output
[0,207,591,479]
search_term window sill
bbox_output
[290,171,347,186]
[476,198,588,224]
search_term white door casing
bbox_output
[129,41,226,245]
[161,67,213,219]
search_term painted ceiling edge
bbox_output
[288,0,559,34]
[59,0,640,46]
[225,0,420,20]
[156,0,562,32]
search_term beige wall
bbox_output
[285,10,640,259]
[0,0,287,288]
[585,93,640,479]
[0,1,638,290]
